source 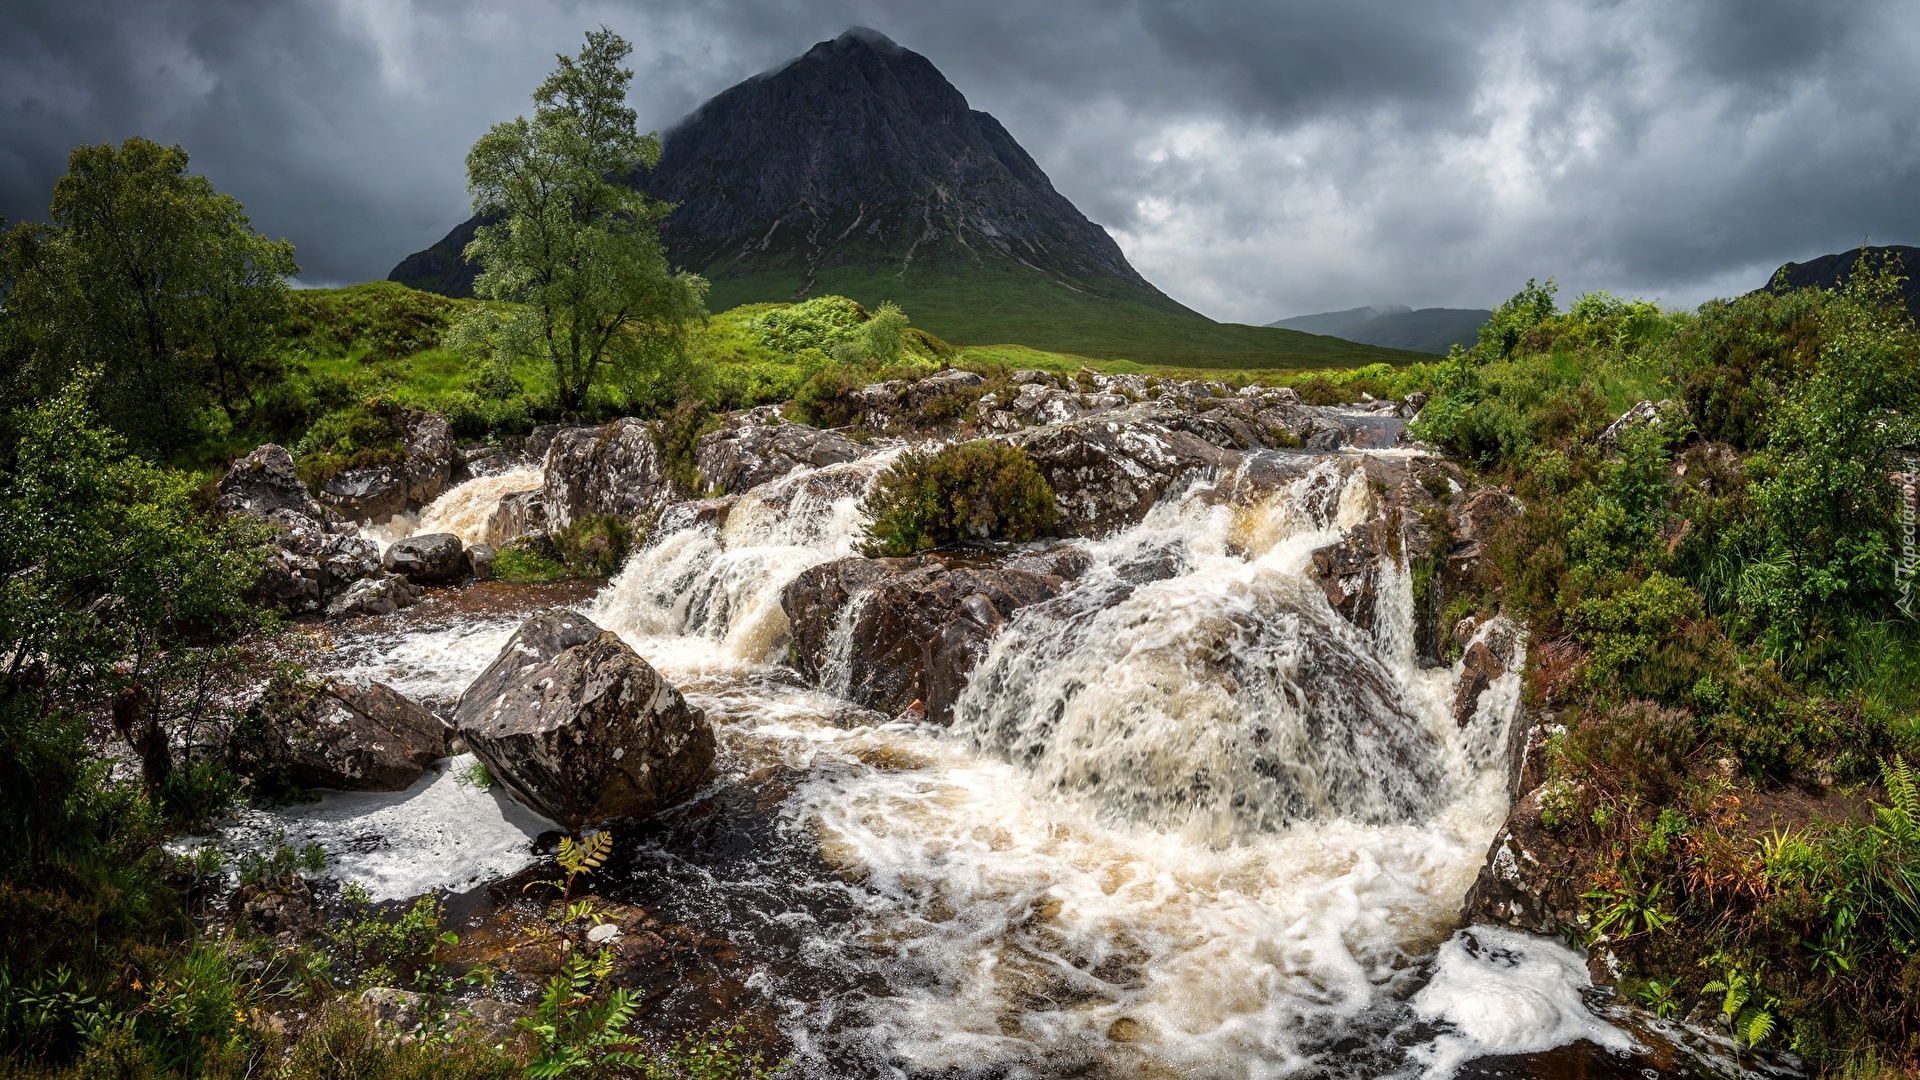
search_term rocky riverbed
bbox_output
[209,369,1793,1079]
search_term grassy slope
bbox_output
[701,260,1425,370]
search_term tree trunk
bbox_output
[112,685,172,793]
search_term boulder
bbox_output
[246,509,382,613]
[318,466,407,523]
[217,444,325,522]
[1459,785,1586,934]
[783,553,1079,723]
[382,533,465,583]
[453,612,715,828]
[466,543,497,581]
[1596,399,1672,456]
[271,679,450,791]
[324,573,420,619]
[400,413,455,506]
[694,421,862,495]
[360,988,429,1035]
[457,609,600,714]
[1011,407,1243,537]
[542,417,667,532]
[485,489,548,548]
[902,368,986,413]
[654,496,739,536]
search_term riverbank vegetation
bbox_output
[1416,259,1920,1072]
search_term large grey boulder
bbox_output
[783,553,1079,724]
[542,417,667,532]
[382,533,465,583]
[485,489,548,547]
[694,420,862,495]
[218,444,325,522]
[453,611,715,828]
[270,679,450,791]
[246,507,382,613]
[324,573,420,619]
[313,414,457,524]
[318,467,407,523]
[400,413,456,506]
[1010,407,1242,537]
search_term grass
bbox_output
[702,260,1426,370]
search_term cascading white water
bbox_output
[588,452,899,673]
[950,463,1453,843]
[360,465,543,547]
[289,440,1626,1078]
[571,446,1617,1077]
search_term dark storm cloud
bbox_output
[3,0,1916,320]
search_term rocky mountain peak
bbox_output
[392,27,1169,308]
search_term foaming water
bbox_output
[288,443,1646,1078]
[588,453,898,673]
[362,466,543,547]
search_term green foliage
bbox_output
[549,514,633,578]
[861,442,1057,556]
[320,885,458,992]
[862,301,910,366]
[1,382,268,795]
[655,398,721,495]
[521,947,645,1078]
[526,833,614,904]
[492,542,569,584]
[455,28,708,415]
[277,1002,523,1080]
[750,296,865,355]
[1737,257,1920,657]
[0,137,298,457]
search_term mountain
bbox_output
[390,28,1417,370]
[1267,305,1410,338]
[1763,244,1920,314]
[1269,305,1490,355]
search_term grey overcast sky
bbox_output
[3,0,1916,323]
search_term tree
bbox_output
[0,138,298,457]
[456,27,707,415]
[0,378,268,795]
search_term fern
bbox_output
[1876,755,1920,846]
[525,830,616,902]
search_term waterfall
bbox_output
[589,452,899,672]
[950,459,1460,843]
[360,465,542,548]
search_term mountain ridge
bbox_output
[390,28,1419,369]
[1270,305,1491,355]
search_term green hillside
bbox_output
[700,260,1423,370]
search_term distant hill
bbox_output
[1763,245,1920,314]
[1269,306,1490,355]
[1267,305,1410,338]
[390,28,1419,370]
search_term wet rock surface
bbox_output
[542,417,667,532]
[270,678,451,791]
[324,573,420,619]
[783,551,1080,723]
[318,466,407,522]
[695,418,862,495]
[453,611,715,829]
[217,443,326,522]
[485,488,548,547]
[382,532,466,583]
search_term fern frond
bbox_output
[577,830,613,871]
[1878,755,1920,843]
[1741,1008,1776,1046]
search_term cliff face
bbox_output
[1765,244,1920,314]
[391,28,1178,311]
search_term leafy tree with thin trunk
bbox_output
[0,138,297,457]
[455,27,708,416]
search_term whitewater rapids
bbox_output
[305,452,1632,1078]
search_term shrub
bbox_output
[550,514,633,578]
[861,441,1056,556]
